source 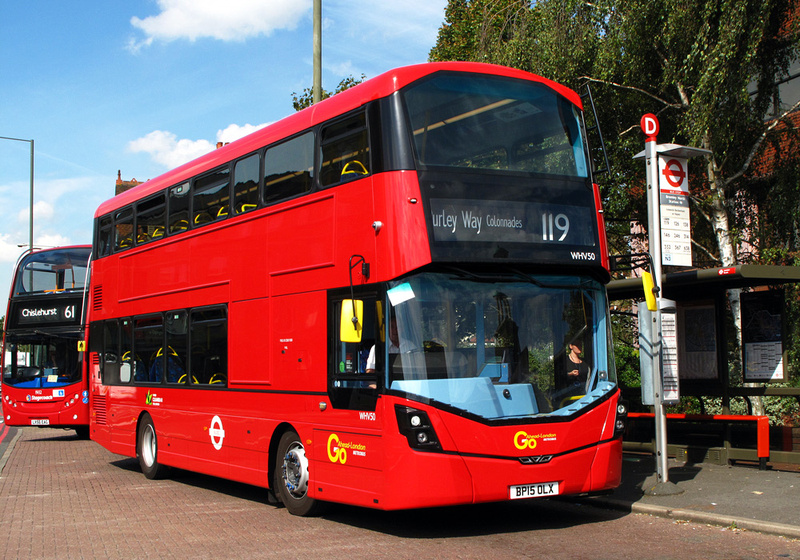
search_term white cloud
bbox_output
[217,122,270,144]
[0,233,25,265]
[127,123,269,170]
[129,0,312,50]
[127,130,215,169]
[15,201,52,229]
[36,233,73,250]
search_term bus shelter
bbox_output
[608,265,800,466]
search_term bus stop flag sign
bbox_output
[658,155,692,267]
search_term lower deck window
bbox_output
[94,305,227,388]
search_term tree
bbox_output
[291,74,367,112]
[430,0,800,412]
[431,0,799,267]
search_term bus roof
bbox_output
[96,62,582,218]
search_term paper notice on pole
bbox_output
[661,311,680,404]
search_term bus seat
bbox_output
[170,219,189,233]
[177,373,199,384]
[209,373,227,385]
[123,351,147,382]
[194,212,212,225]
[216,206,229,219]
[148,347,185,383]
[236,203,257,214]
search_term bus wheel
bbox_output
[75,426,90,440]
[137,414,170,480]
[275,430,324,516]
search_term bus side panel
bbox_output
[119,241,189,303]
[267,195,336,296]
[143,393,273,487]
[229,298,271,386]
[372,171,431,282]
[311,429,384,508]
[269,291,327,393]
[90,355,113,447]
[589,438,623,491]
[227,215,268,301]
[378,427,475,510]
[109,387,142,453]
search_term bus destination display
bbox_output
[429,198,596,246]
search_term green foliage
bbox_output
[429,0,800,269]
[291,74,367,112]
[430,0,800,425]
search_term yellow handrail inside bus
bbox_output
[341,160,368,179]
[209,373,227,385]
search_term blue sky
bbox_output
[0,0,447,309]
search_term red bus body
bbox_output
[88,62,624,514]
[2,246,92,437]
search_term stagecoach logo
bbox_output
[326,433,366,464]
[209,415,225,450]
[26,393,55,402]
[514,431,557,450]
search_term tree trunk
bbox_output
[707,153,765,416]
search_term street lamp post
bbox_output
[0,135,34,252]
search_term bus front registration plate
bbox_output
[509,481,559,500]
[31,419,50,426]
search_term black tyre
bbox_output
[137,414,170,480]
[274,430,324,516]
[74,426,90,440]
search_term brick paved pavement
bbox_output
[0,427,798,560]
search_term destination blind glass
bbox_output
[8,297,83,329]
[429,198,595,246]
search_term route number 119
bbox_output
[542,213,569,241]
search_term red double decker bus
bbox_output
[88,62,625,515]
[2,245,92,438]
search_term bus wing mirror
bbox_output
[340,299,363,343]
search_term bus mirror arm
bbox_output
[340,255,370,343]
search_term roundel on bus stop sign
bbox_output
[658,156,689,194]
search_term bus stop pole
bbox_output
[642,118,670,485]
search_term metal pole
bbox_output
[644,134,669,484]
[313,0,322,104]
[0,135,34,252]
[29,139,34,252]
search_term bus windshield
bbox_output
[13,247,90,295]
[402,73,589,177]
[3,336,83,387]
[385,271,615,419]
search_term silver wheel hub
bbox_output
[142,424,156,467]
[281,442,309,498]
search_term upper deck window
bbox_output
[264,132,314,204]
[320,113,370,187]
[233,153,260,214]
[168,182,190,234]
[114,208,133,252]
[402,73,588,178]
[193,167,231,225]
[13,247,91,295]
[136,193,166,244]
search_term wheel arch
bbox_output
[268,421,299,492]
